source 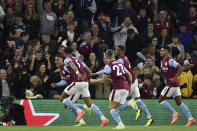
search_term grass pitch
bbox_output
[0,125,196,131]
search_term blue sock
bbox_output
[179,103,192,119]
[110,109,123,125]
[70,109,77,118]
[136,99,151,119]
[74,103,84,109]
[160,101,176,114]
[63,99,80,112]
[91,104,105,120]
[117,101,130,112]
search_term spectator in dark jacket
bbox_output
[125,29,143,66]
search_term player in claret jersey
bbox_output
[90,49,133,129]
[115,45,154,126]
[61,47,109,127]
[50,54,91,126]
[154,46,195,126]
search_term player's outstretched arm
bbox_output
[90,74,108,84]
[125,71,132,85]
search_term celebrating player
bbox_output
[154,46,195,126]
[51,54,91,126]
[114,45,154,126]
[90,49,132,129]
[61,47,109,127]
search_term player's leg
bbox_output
[174,88,195,126]
[62,82,85,122]
[159,87,179,124]
[110,89,128,129]
[71,93,92,115]
[68,93,87,126]
[81,82,108,127]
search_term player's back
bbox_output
[108,60,129,90]
[161,56,179,87]
[68,56,88,82]
[119,55,136,83]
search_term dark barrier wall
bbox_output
[10,99,197,126]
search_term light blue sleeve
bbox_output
[117,58,124,64]
[64,58,72,66]
[56,79,67,86]
[96,69,105,75]
[64,65,70,73]
[169,59,179,68]
[82,61,87,68]
[104,65,112,74]
[124,67,128,73]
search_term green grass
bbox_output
[0,125,197,131]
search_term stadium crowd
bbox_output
[0,0,197,99]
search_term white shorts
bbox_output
[161,86,181,98]
[64,82,90,98]
[109,89,129,104]
[129,79,140,98]
[68,92,81,103]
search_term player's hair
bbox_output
[117,45,125,52]
[162,45,171,53]
[64,47,74,54]
[106,49,114,59]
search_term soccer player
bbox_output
[51,54,91,126]
[114,45,154,126]
[90,49,133,129]
[62,47,109,127]
[154,46,195,126]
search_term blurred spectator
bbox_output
[147,0,160,21]
[188,31,197,54]
[70,0,96,32]
[37,0,57,36]
[178,59,194,98]
[26,75,45,99]
[35,63,49,84]
[135,48,150,67]
[41,33,57,55]
[190,45,197,75]
[53,0,68,20]
[111,0,137,25]
[140,22,159,45]
[136,7,150,33]
[140,75,157,99]
[70,42,81,58]
[28,49,51,74]
[2,7,15,37]
[59,22,79,46]
[169,33,184,59]
[158,27,171,48]
[0,69,14,98]
[179,23,194,51]
[114,16,138,47]
[185,6,197,31]
[23,3,39,39]
[78,32,93,62]
[92,40,106,65]
[154,8,174,34]
[10,13,29,36]
[125,28,143,65]
[13,59,29,99]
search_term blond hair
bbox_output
[30,75,42,85]
[105,49,114,59]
